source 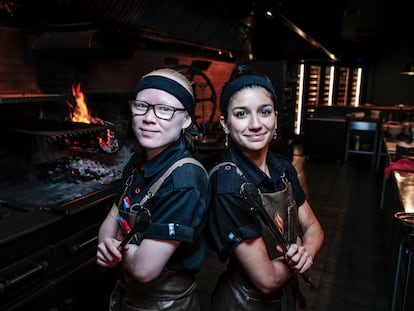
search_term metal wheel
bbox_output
[172,64,217,137]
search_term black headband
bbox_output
[135,75,195,120]
[220,75,277,113]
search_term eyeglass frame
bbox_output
[129,100,187,120]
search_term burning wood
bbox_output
[66,82,122,153]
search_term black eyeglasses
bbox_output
[129,100,186,120]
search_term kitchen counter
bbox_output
[0,186,116,311]
[381,136,414,214]
[381,137,414,310]
[384,137,414,209]
[387,169,414,311]
[392,170,414,214]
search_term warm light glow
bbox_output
[328,66,335,106]
[295,63,305,135]
[400,63,414,75]
[354,67,362,107]
[68,83,91,123]
[394,172,414,213]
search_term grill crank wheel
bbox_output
[172,64,217,140]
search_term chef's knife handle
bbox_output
[119,207,151,249]
[240,182,317,291]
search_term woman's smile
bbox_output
[246,132,267,141]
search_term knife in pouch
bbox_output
[240,182,317,291]
[119,207,151,249]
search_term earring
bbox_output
[273,130,278,140]
[224,134,229,148]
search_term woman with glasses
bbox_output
[97,68,210,311]
[207,65,324,310]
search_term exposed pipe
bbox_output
[274,10,339,62]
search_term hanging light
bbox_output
[400,63,414,75]
[265,10,274,18]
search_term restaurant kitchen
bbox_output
[1,0,414,310]
[0,1,251,309]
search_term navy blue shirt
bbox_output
[117,137,210,272]
[208,142,305,261]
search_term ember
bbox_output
[40,156,123,183]
[0,146,133,208]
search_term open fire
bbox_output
[66,82,121,153]
[0,83,133,211]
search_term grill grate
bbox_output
[10,119,108,141]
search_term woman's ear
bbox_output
[183,113,192,130]
[219,116,229,134]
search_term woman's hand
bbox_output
[96,237,125,268]
[284,243,313,274]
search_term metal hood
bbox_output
[1,0,369,62]
[1,0,254,60]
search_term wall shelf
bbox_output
[0,94,65,104]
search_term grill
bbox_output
[0,93,133,310]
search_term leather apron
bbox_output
[211,176,299,311]
[109,268,200,311]
[109,159,203,311]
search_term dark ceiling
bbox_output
[256,0,413,63]
[0,0,412,63]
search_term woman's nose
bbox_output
[249,113,262,128]
[143,106,157,121]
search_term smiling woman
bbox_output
[96,67,211,311]
[207,65,324,311]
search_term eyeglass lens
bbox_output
[130,101,182,120]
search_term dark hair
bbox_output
[220,65,277,115]
[229,64,255,80]
[135,68,198,154]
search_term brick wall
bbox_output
[0,27,235,123]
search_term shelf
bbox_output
[347,150,375,155]
[0,94,66,104]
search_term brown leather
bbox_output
[109,269,200,311]
[210,261,282,311]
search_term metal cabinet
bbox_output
[303,116,347,163]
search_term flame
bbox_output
[68,82,91,123]
[98,128,119,153]
[66,82,119,152]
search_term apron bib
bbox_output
[211,176,300,311]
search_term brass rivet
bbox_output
[134,188,141,194]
